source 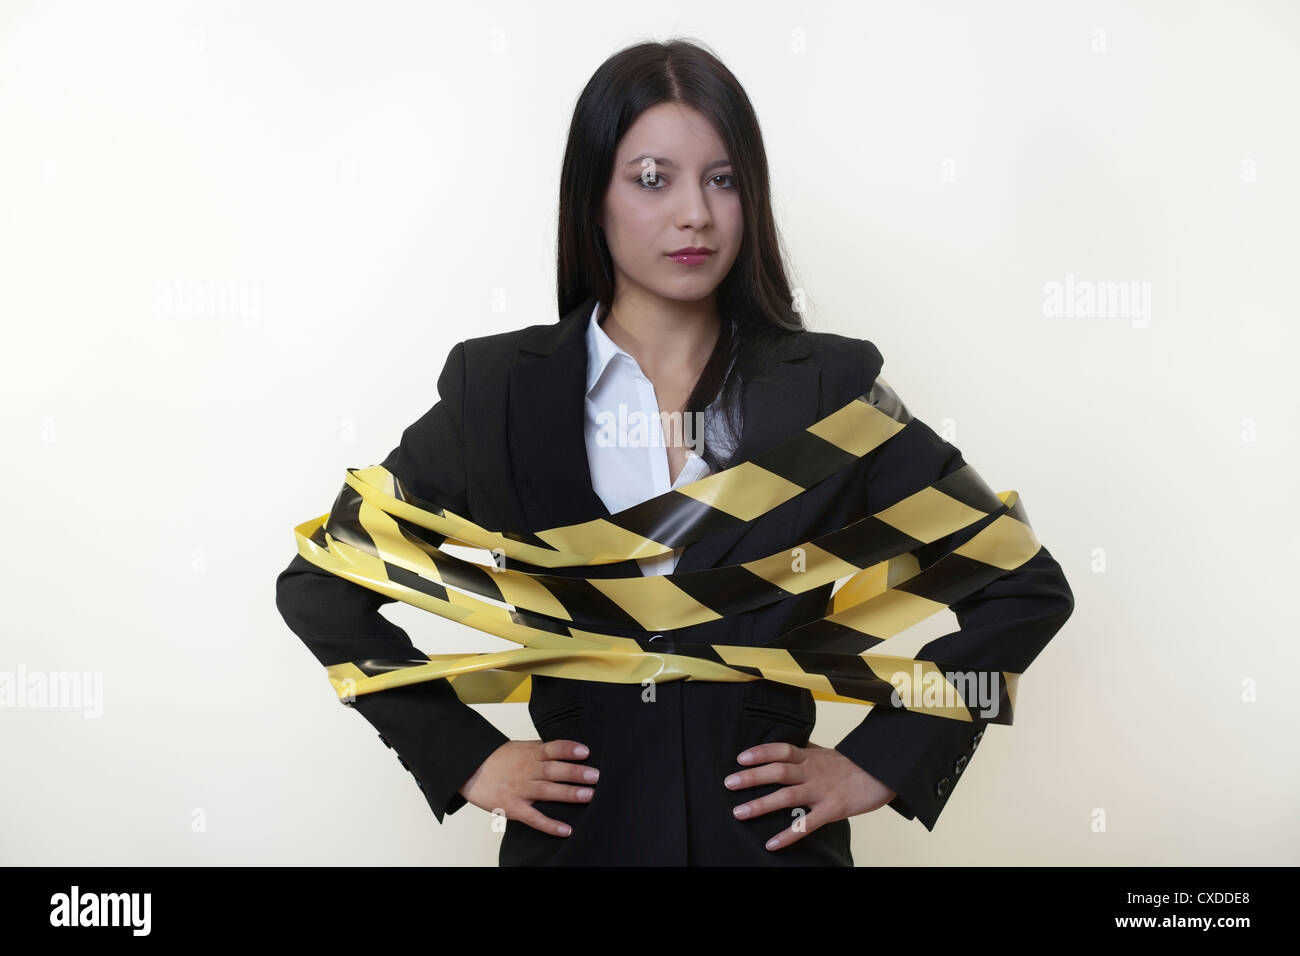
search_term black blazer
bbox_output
[275,294,1075,866]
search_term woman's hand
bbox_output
[458,739,598,837]
[724,741,896,851]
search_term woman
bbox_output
[275,39,1075,866]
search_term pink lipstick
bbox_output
[666,246,715,266]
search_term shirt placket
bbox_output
[629,360,673,578]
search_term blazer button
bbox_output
[377,734,392,749]
[954,755,968,775]
[647,633,675,650]
[397,755,411,772]
[935,776,950,797]
[971,729,985,748]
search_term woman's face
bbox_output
[600,102,742,307]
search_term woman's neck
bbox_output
[599,293,721,386]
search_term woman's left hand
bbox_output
[724,741,896,851]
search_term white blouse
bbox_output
[583,301,739,577]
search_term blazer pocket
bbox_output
[531,700,587,732]
[527,674,588,736]
[740,701,814,728]
[737,683,816,755]
[737,705,815,757]
[739,681,816,728]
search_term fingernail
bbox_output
[576,788,593,799]
[733,804,750,818]
[575,745,589,757]
[584,769,599,782]
[738,752,752,763]
[558,824,572,836]
[766,837,779,850]
[724,775,740,788]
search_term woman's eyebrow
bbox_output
[624,154,732,171]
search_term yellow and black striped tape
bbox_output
[292,384,1041,725]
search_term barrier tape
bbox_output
[291,382,1042,725]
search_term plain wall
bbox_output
[1,0,1296,865]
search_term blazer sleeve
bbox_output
[274,339,510,823]
[832,339,1075,831]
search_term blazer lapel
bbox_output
[507,294,820,577]
[509,295,612,537]
[672,339,819,574]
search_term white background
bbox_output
[1,0,1296,865]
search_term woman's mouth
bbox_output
[666,247,714,266]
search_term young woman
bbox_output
[276,39,1075,867]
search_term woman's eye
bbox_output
[635,173,737,191]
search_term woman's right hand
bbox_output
[457,739,598,836]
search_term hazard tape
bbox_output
[291,383,1041,725]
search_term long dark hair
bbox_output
[556,38,807,472]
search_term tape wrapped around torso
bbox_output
[291,383,1041,725]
